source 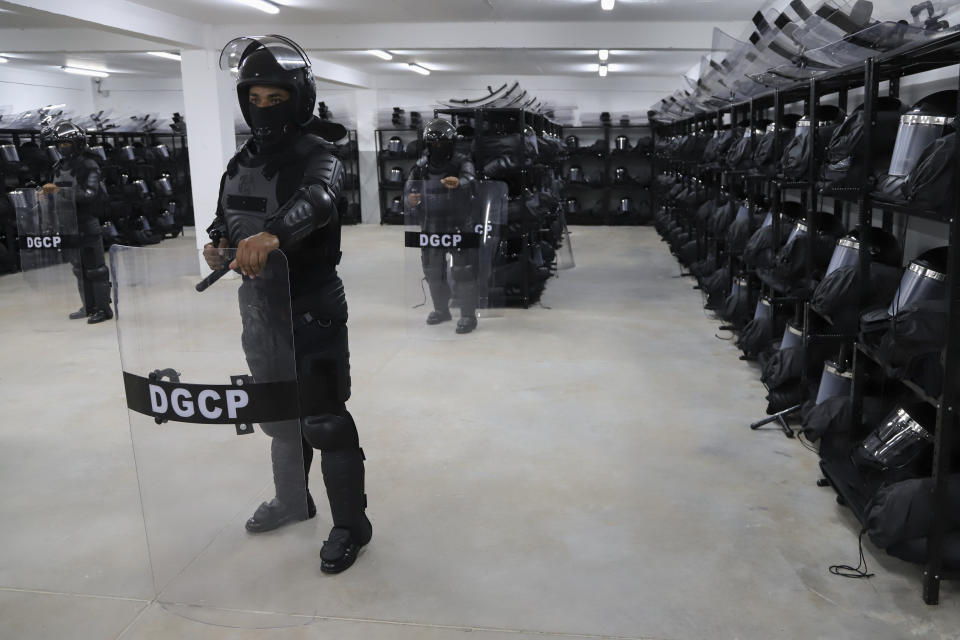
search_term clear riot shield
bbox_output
[404,178,505,337]
[111,244,315,628]
[12,186,79,310]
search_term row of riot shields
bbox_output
[14,177,567,628]
[13,191,315,627]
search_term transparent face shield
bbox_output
[219,35,312,72]
[860,407,933,469]
[888,259,948,315]
[825,236,861,276]
[89,145,107,161]
[118,145,136,162]
[152,144,170,159]
[888,114,950,176]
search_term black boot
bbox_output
[87,308,113,324]
[426,309,452,325]
[246,436,316,533]
[69,307,88,320]
[456,315,477,334]
[320,448,372,574]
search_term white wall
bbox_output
[91,76,185,120]
[0,65,95,123]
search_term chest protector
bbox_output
[220,161,282,245]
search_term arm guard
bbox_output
[264,148,343,248]
[457,155,476,186]
[73,159,103,204]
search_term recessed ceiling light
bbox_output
[600,0,615,10]
[408,63,430,76]
[598,49,609,61]
[147,51,181,62]
[62,66,109,78]
[367,50,393,61]
[238,0,279,14]
[599,64,608,77]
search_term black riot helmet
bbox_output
[423,119,457,163]
[220,35,317,139]
[50,120,88,160]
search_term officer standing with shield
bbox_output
[43,121,113,324]
[204,35,371,574]
[407,118,480,334]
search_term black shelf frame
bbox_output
[374,127,421,224]
[653,31,960,604]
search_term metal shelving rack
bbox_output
[375,127,421,224]
[652,30,960,604]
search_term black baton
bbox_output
[196,265,231,292]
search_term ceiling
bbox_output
[1,51,182,77]
[317,49,702,77]
[125,0,759,25]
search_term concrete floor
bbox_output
[1,225,959,640]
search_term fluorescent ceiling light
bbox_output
[62,66,109,78]
[147,51,181,62]
[598,49,609,61]
[238,0,279,14]
[367,49,393,60]
[408,63,430,76]
[0,56,8,64]
[45,104,66,110]
[600,0,615,10]
[599,64,608,77]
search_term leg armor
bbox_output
[421,247,451,314]
[296,319,371,572]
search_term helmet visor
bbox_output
[220,35,311,72]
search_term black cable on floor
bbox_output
[829,529,875,579]
[411,277,427,309]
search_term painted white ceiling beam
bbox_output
[371,74,687,93]
[0,28,169,52]
[4,0,206,46]
[309,57,372,88]
[213,20,748,51]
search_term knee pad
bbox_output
[259,418,301,440]
[302,413,358,451]
[85,265,110,282]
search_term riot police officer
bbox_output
[44,121,112,324]
[408,118,479,334]
[204,35,371,574]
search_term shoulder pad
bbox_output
[294,133,337,157]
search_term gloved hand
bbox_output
[41,183,59,195]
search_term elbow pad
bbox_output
[265,183,336,247]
